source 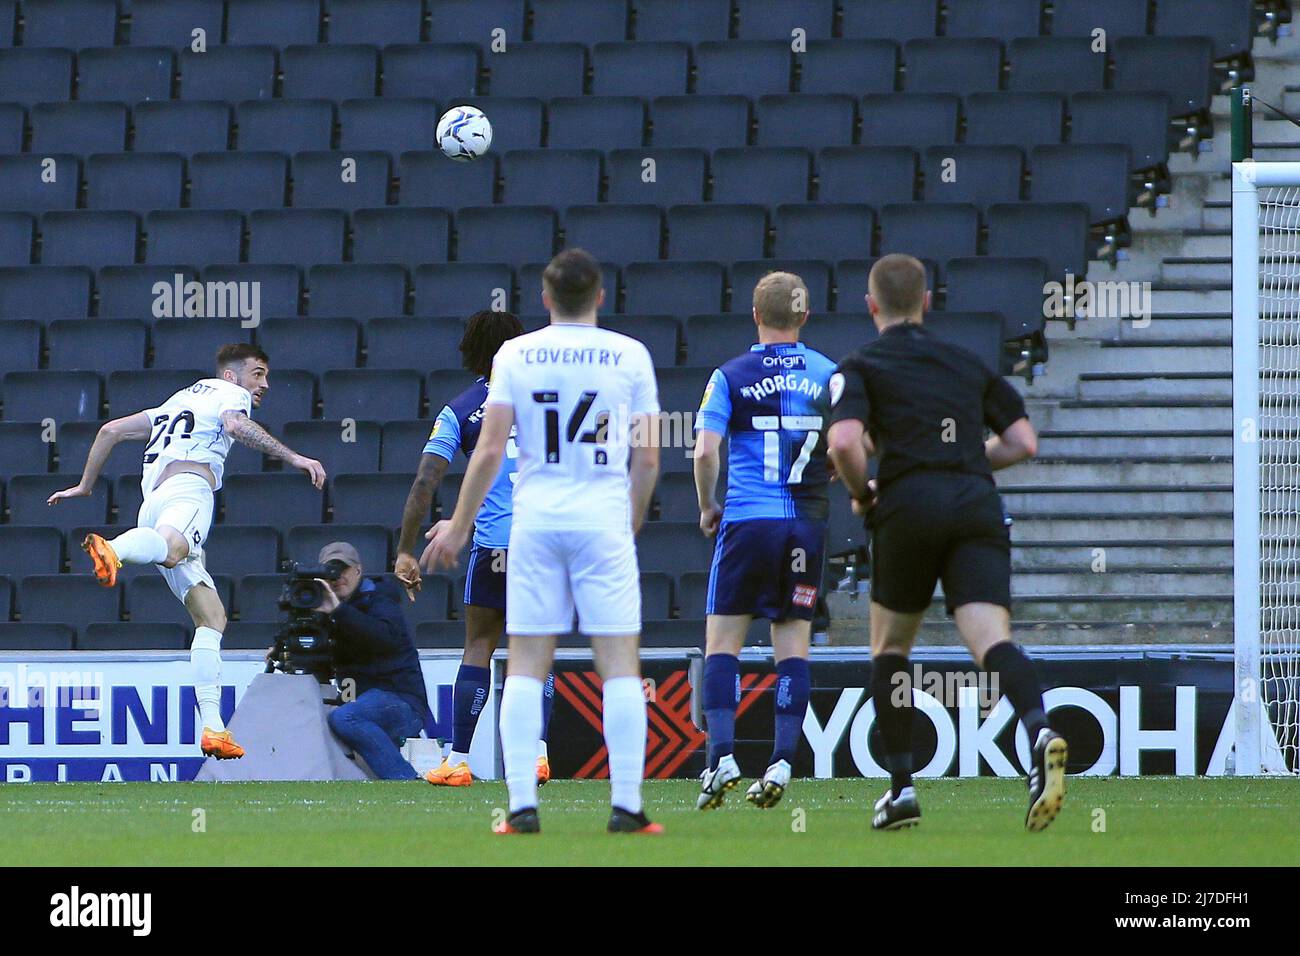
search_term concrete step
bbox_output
[1077,371,1231,400]
[1114,313,1231,341]
[1008,567,1231,596]
[1009,512,1233,540]
[1011,541,1231,568]
[1149,287,1231,313]
[999,485,1232,512]
[1179,230,1231,256]
[1088,342,1230,374]
[1029,400,1231,430]
[1001,456,1230,485]
[1163,256,1232,283]
[1036,430,1232,456]
[912,620,1232,645]
[924,594,1232,624]
[1203,201,1230,229]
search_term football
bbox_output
[437,105,493,162]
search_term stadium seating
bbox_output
[236,100,334,153]
[145,210,243,267]
[548,97,647,151]
[381,44,479,98]
[131,0,225,49]
[592,42,688,97]
[135,101,232,155]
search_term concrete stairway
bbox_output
[828,24,1299,647]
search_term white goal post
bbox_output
[1232,160,1300,776]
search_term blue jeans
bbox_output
[327,689,424,781]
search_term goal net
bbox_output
[1233,160,1300,775]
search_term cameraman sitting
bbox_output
[315,542,432,781]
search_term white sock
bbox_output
[191,627,224,733]
[109,527,169,564]
[603,676,647,815]
[447,750,470,766]
[499,675,543,814]
[537,739,548,760]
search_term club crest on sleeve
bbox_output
[828,372,845,407]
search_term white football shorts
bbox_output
[137,472,216,602]
[506,528,642,637]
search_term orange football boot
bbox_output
[81,533,121,587]
[200,728,245,759]
[424,759,473,786]
[536,755,551,787]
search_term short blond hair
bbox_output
[753,271,809,330]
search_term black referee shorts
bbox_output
[868,470,1011,615]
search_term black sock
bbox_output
[983,641,1048,740]
[871,652,914,798]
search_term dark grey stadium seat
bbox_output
[24,0,118,49]
[283,44,378,101]
[190,152,288,212]
[152,318,251,371]
[180,46,278,102]
[307,264,407,318]
[1154,0,1255,60]
[86,154,185,213]
[737,0,834,39]
[235,574,290,623]
[0,422,49,476]
[531,0,630,44]
[635,0,730,42]
[607,148,707,205]
[591,42,688,97]
[427,0,527,48]
[945,0,1043,41]
[48,319,146,372]
[135,101,231,156]
[131,0,225,49]
[31,103,127,155]
[501,149,602,208]
[77,48,174,103]
[1007,37,1104,94]
[0,527,62,576]
[339,98,441,159]
[127,576,233,627]
[106,369,204,418]
[640,571,674,619]
[0,103,22,152]
[651,96,751,150]
[547,97,647,151]
[653,472,699,522]
[1113,36,1215,118]
[226,0,323,46]
[237,99,334,153]
[382,420,445,473]
[205,525,282,576]
[332,473,424,524]
[259,317,361,371]
[286,524,390,572]
[963,92,1064,152]
[20,574,120,626]
[0,48,73,107]
[902,38,1002,95]
[412,263,513,316]
[756,95,856,148]
[455,206,556,265]
[925,312,1006,376]
[0,321,40,380]
[223,622,283,648]
[0,623,75,650]
[1070,91,1171,172]
[248,209,346,270]
[799,39,898,96]
[282,420,381,475]
[327,0,424,47]
[841,0,938,41]
[80,623,190,650]
[600,315,680,367]
[292,151,391,210]
[488,42,586,98]
[635,522,715,574]
[922,145,1025,209]
[666,205,767,262]
[859,93,959,148]
[641,619,705,648]
[1051,0,1149,39]
[0,266,90,319]
[775,204,875,262]
[321,369,422,420]
[39,212,139,271]
[1030,144,1131,224]
[696,40,793,96]
[145,210,243,267]
[222,474,325,531]
[945,256,1050,345]
[623,261,724,317]
[878,203,980,277]
[986,202,1091,283]
[398,152,497,209]
[685,314,764,369]
[711,148,812,206]
[365,316,464,371]
[564,205,662,266]
[4,371,100,423]
[381,44,480,99]
[0,155,79,214]
[0,213,32,266]
[416,621,467,648]
[202,265,302,317]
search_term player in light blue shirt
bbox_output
[692,272,835,813]
[393,311,555,787]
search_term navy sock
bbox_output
[982,642,1049,740]
[540,672,556,741]
[451,664,491,755]
[702,653,740,770]
[771,657,810,766]
[871,652,914,798]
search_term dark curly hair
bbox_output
[460,310,524,377]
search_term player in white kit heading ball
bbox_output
[48,344,326,759]
[423,250,663,834]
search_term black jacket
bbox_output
[327,576,431,722]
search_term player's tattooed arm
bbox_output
[47,412,152,504]
[693,428,724,538]
[394,453,450,597]
[628,414,660,536]
[220,410,327,489]
[422,403,512,571]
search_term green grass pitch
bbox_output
[2,778,1296,866]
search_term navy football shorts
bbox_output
[463,544,507,612]
[705,518,827,622]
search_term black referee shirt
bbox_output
[828,321,1027,491]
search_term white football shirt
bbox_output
[140,378,253,494]
[486,323,660,531]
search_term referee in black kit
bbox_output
[825,254,1068,833]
